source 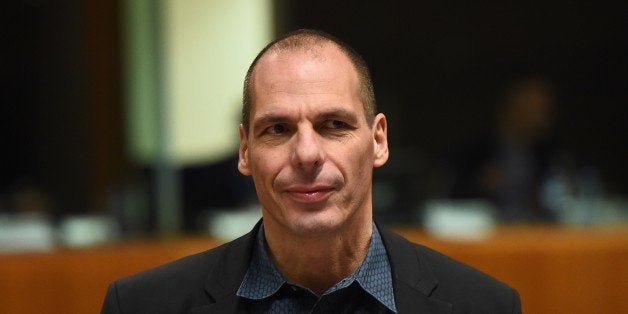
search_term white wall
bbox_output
[126,0,273,165]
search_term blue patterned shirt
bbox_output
[236,223,397,313]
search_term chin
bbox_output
[286,213,345,236]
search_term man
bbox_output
[102,29,521,313]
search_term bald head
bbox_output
[242,29,376,132]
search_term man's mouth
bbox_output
[284,186,335,203]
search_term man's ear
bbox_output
[372,113,389,168]
[238,124,252,176]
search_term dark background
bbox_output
[2,1,124,217]
[2,1,626,226]
[279,1,627,179]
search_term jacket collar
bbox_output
[191,220,261,314]
[377,223,453,313]
[192,220,452,313]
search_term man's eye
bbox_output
[326,120,348,129]
[267,123,287,135]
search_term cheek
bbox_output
[336,142,374,182]
[250,147,285,182]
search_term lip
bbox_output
[284,186,335,203]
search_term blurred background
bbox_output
[2,0,627,240]
[1,1,627,312]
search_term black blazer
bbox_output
[102,222,521,313]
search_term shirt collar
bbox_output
[354,225,397,312]
[236,223,397,313]
[235,224,284,299]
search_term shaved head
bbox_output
[242,29,377,131]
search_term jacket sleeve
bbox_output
[101,282,122,314]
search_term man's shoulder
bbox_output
[380,227,521,313]
[412,241,520,312]
[116,225,256,287]
[116,242,225,289]
[412,241,513,291]
[103,232,254,313]
[107,243,226,312]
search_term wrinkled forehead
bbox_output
[243,42,367,133]
[252,47,360,105]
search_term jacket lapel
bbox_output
[189,221,452,313]
[189,298,247,314]
[189,221,262,314]
[378,224,453,313]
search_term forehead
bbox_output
[249,44,362,119]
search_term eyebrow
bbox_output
[318,109,359,124]
[252,107,360,129]
[252,113,291,129]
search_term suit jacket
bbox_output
[102,222,521,313]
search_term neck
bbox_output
[263,219,373,296]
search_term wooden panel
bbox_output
[1,225,627,313]
[0,238,221,314]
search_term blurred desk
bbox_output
[0,237,222,314]
[1,225,627,314]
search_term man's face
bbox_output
[238,44,388,236]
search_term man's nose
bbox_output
[291,128,324,172]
